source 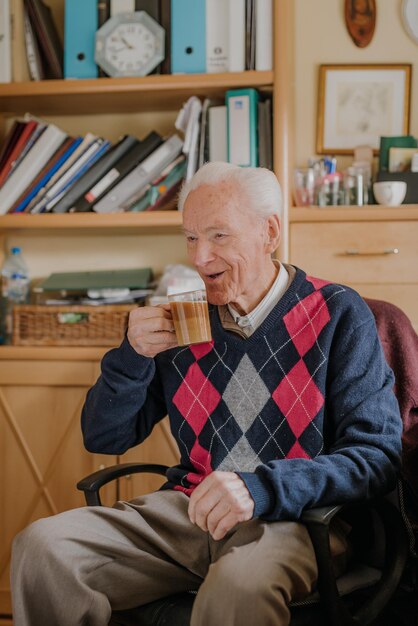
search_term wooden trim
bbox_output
[0,211,183,233]
[274,0,294,262]
[290,205,418,222]
[0,346,107,361]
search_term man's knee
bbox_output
[13,515,67,565]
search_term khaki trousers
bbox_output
[11,490,349,626]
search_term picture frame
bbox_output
[316,64,412,155]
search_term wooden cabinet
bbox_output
[0,347,180,615]
[289,206,418,330]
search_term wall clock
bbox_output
[95,11,165,78]
[344,0,376,48]
[402,0,418,44]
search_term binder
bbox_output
[208,105,227,162]
[52,135,139,213]
[0,123,67,215]
[228,0,245,72]
[10,0,31,81]
[206,0,228,73]
[73,132,162,212]
[226,88,259,167]
[23,6,44,80]
[171,0,206,74]
[245,0,255,70]
[93,134,183,213]
[255,0,273,71]
[0,0,12,83]
[64,0,98,79]
[12,138,82,213]
[160,0,171,73]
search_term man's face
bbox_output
[182,181,276,313]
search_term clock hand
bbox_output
[121,36,134,49]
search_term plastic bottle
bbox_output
[0,247,30,344]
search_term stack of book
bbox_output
[0,0,273,83]
[0,87,272,215]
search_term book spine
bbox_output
[0,0,12,82]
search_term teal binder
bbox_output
[171,0,206,74]
[64,0,98,79]
[226,88,259,167]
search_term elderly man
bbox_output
[12,162,402,626]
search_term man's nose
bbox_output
[192,241,215,267]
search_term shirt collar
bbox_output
[227,261,289,333]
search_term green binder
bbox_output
[39,268,152,292]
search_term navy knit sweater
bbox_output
[81,268,403,520]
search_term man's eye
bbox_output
[214,233,227,240]
[186,236,197,243]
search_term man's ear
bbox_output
[265,214,281,254]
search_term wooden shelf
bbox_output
[290,205,418,222]
[0,210,183,233]
[0,345,108,360]
[0,71,273,115]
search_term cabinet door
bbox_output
[118,417,180,501]
[0,359,117,615]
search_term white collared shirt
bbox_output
[227,261,289,335]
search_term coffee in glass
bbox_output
[168,289,212,346]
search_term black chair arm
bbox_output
[300,498,408,626]
[77,463,169,506]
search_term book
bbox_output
[73,132,162,212]
[93,134,183,213]
[10,0,31,81]
[255,0,273,71]
[258,96,273,169]
[23,5,44,80]
[24,0,63,79]
[0,121,26,175]
[39,267,153,291]
[226,87,259,167]
[64,0,98,79]
[52,135,139,214]
[208,105,227,162]
[11,137,81,213]
[245,0,255,71]
[32,138,111,213]
[0,120,38,186]
[175,96,202,180]
[0,123,67,215]
[206,0,228,73]
[160,0,171,74]
[130,156,186,211]
[228,0,245,72]
[0,0,12,83]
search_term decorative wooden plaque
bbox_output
[344,0,376,48]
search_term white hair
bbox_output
[177,161,282,219]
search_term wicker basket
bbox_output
[12,304,138,346]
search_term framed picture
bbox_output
[316,64,412,154]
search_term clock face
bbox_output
[95,11,165,77]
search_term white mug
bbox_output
[373,181,407,206]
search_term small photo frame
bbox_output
[316,64,412,154]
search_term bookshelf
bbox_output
[0,4,295,616]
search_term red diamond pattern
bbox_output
[272,359,324,438]
[283,290,330,357]
[286,440,311,459]
[306,275,331,290]
[190,341,214,360]
[172,362,221,435]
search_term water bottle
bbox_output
[0,247,30,344]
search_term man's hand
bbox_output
[188,471,255,541]
[127,304,178,358]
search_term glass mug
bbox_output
[293,167,315,206]
[168,289,212,346]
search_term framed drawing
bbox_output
[316,64,412,154]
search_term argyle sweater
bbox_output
[81,268,403,521]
